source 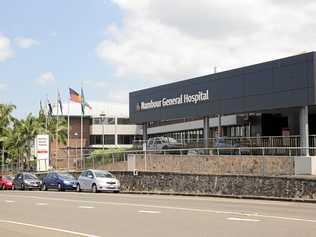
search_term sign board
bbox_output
[35,134,49,172]
[127,154,136,171]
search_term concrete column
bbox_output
[203,116,209,148]
[143,123,148,142]
[218,114,222,137]
[299,106,309,156]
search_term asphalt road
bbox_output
[0,191,316,237]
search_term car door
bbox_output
[79,171,87,190]
[16,174,23,189]
[44,173,51,188]
[86,171,94,190]
[51,173,59,188]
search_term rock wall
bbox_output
[112,171,316,200]
[131,154,294,176]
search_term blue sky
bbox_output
[1,0,315,118]
[0,0,135,117]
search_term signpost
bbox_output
[35,134,50,172]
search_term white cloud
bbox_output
[15,37,40,49]
[0,82,7,91]
[0,35,14,62]
[97,0,316,84]
[37,72,56,86]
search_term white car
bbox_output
[76,169,120,193]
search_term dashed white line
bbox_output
[36,203,48,206]
[78,206,95,209]
[5,200,15,203]
[0,219,100,237]
[227,217,261,222]
[138,210,161,214]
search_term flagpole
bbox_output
[67,89,70,171]
[80,102,83,168]
[56,90,59,170]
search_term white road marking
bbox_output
[36,203,48,206]
[1,194,316,224]
[0,219,100,237]
[138,210,161,214]
[78,206,95,209]
[5,200,15,203]
[227,217,261,222]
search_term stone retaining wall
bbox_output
[131,154,294,176]
[112,171,316,200]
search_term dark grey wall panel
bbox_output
[130,52,316,124]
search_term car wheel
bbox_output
[42,184,47,191]
[113,190,120,193]
[76,184,81,192]
[92,184,97,193]
[58,183,63,192]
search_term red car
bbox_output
[0,175,14,190]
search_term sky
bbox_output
[1,0,316,118]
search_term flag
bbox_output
[80,88,92,115]
[47,98,53,116]
[69,88,81,103]
[57,91,63,115]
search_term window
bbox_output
[92,117,115,125]
[94,171,113,178]
[118,135,137,144]
[90,135,115,145]
[117,118,131,124]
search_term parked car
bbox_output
[211,137,250,155]
[13,172,42,190]
[42,172,77,191]
[0,175,14,190]
[76,169,120,193]
[147,137,183,152]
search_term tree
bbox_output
[0,104,16,168]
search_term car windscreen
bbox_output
[4,176,13,181]
[58,173,75,180]
[95,171,113,178]
[24,174,38,180]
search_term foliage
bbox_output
[0,103,67,168]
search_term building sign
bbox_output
[35,134,50,172]
[137,90,209,111]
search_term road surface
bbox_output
[0,191,316,237]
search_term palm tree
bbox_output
[0,104,16,169]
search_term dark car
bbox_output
[42,172,77,191]
[13,172,42,190]
[0,175,14,190]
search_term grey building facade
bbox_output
[130,52,316,150]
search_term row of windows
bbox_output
[92,117,132,125]
[149,125,252,142]
[90,135,142,145]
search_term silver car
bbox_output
[76,170,120,193]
